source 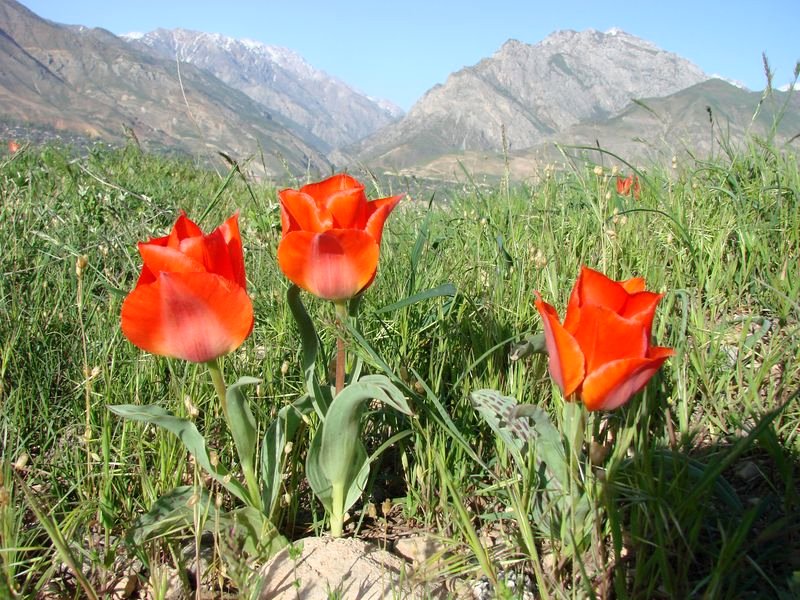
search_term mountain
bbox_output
[349,29,709,170]
[394,79,800,182]
[541,78,800,160]
[0,0,330,176]
[123,28,403,151]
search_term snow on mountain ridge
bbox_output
[123,27,403,149]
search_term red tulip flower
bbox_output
[277,174,402,301]
[534,266,674,411]
[121,213,253,363]
[8,140,20,154]
[616,174,641,199]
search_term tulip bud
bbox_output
[593,165,603,176]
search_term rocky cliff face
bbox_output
[351,28,708,169]
[125,28,403,150]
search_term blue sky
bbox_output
[20,0,800,111]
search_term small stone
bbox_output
[735,461,760,482]
[394,534,448,572]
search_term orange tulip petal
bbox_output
[279,189,331,232]
[535,293,585,397]
[300,173,363,201]
[216,213,246,289]
[581,346,674,411]
[365,195,403,245]
[121,272,253,363]
[570,305,649,373]
[277,230,379,301]
[179,229,241,287]
[621,291,664,333]
[137,243,207,285]
[166,213,203,248]
[576,266,630,313]
[326,187,367,229]
[620,277,646,294]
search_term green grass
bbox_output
[1,139,799,598]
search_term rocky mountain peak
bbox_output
[350,28,708,170]
[124,28,403,150]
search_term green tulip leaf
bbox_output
[469,390,570,490]
[287,285,329,413]
[469,389,532,470]
[356,374,413,416]
[306,422,370,517]
[512,402,569,489]
[305,378,410,532]
[126,486,287,562]
[226,376,260,492]
[260,394,314,518]
[108,404,248,503]
[220,506,288,559]
[126,485,214,547]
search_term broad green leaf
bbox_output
[515,403,570,490]
[305,422,369,516]
[260,394,314,517]
[305,378,411,520]
[226,376,260,485]
[127,487,288,562]
[509,332,547,361]
[126,485,213,546]
[108,404,248,503]
[305,427,332,512]
[469,389,531,470]
[220,506,288,559]
[357,374,413,415]
[345,451,370,510]
[287,285,326,411]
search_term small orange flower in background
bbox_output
[8,140,20,154]
[277,174,402,301]
[121,213,253,363]
[616,174,641,199]
[534,266,673,411]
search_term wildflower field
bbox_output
[1,140,799,599]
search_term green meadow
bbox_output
[1,139,798,599]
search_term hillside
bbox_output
[124,28,402,151]
[0,0,330,176]
[392,79,800,181]
[348,29,708,170]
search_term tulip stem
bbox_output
[207,358,229,422]
[330,481,346,538]
[207,358,262,509]
[334,301,348,395]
